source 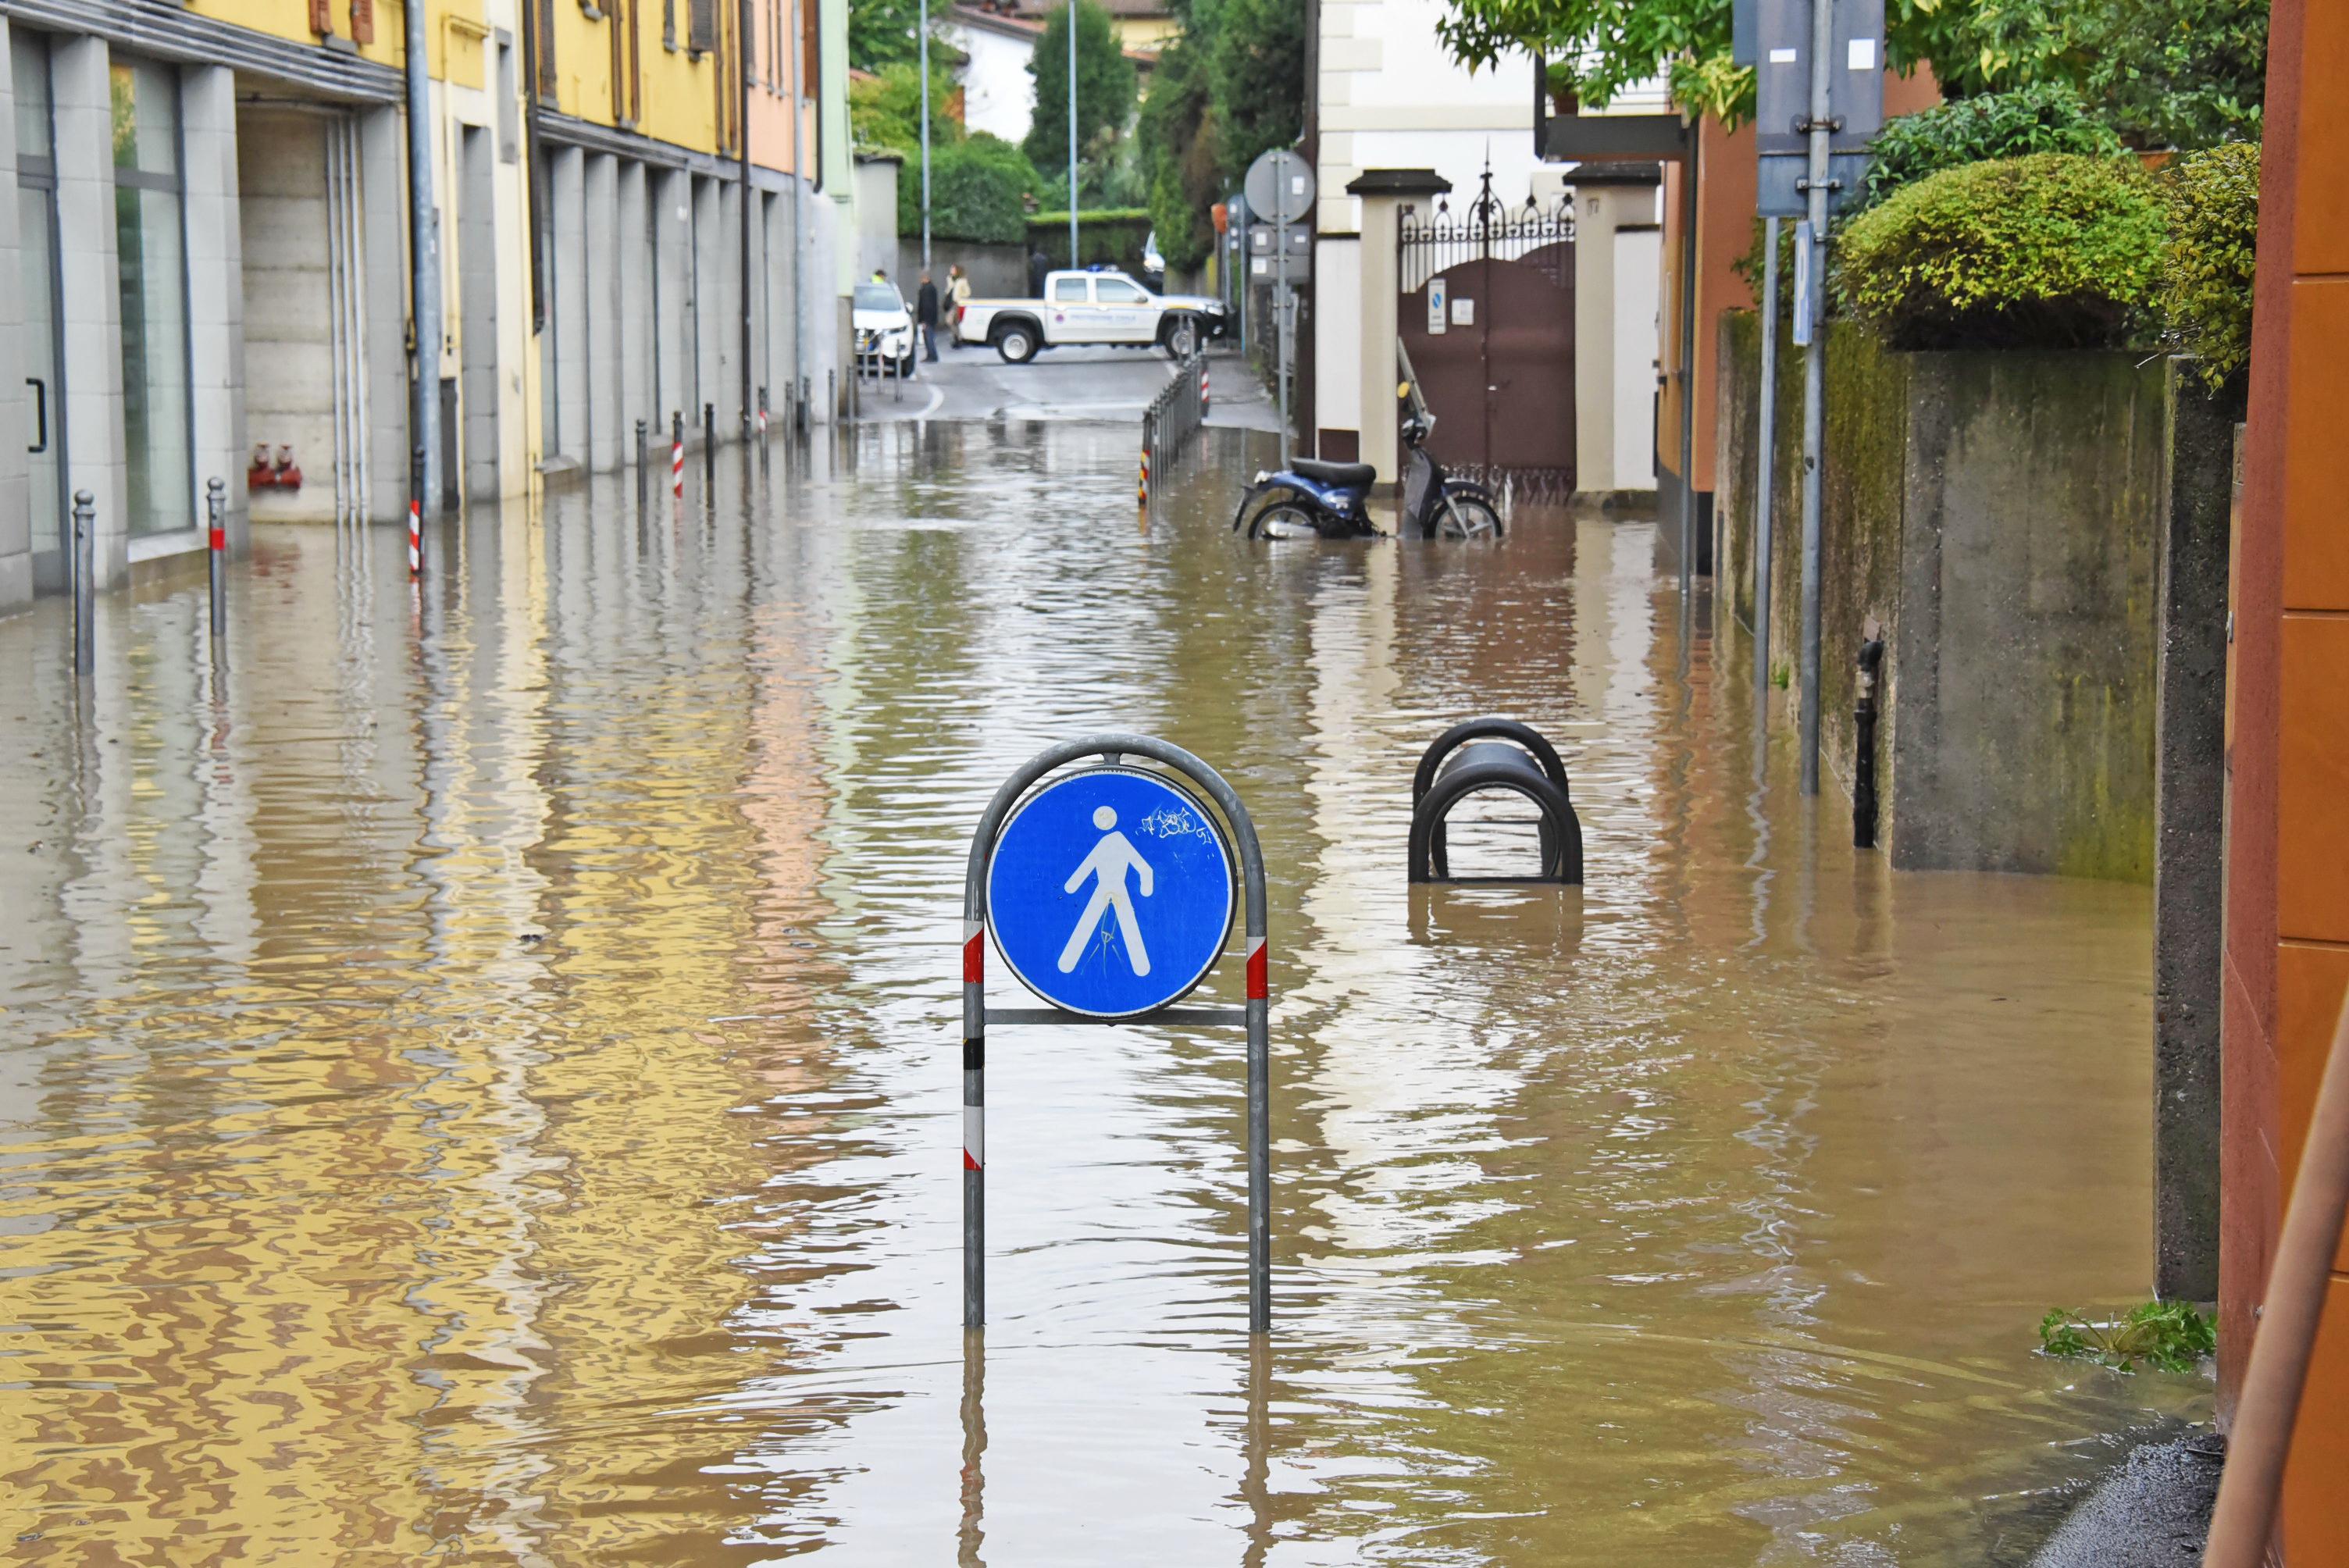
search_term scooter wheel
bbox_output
[1435,495,1504,540]
[1248,502,1328,541]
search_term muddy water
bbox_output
[0,424,2205,1564]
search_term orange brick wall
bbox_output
[2221,0,2349,1555]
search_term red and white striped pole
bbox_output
[670,411,685,500]
[963,917,986,1328]
[1200,359,1210,414]
[407,444,423,578]
[1137,428,1150,511]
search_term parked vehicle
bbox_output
[1141,230,1167,293]
[853,281,917,377]
[1234,372,1503,541]
[957,269,1227,364]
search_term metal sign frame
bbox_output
[961,733,1272,1335]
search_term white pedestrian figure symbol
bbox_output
[1058,805,1154,975]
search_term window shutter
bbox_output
[689,0,717,55]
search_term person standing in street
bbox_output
[916,270,942,363]
[946,263,973,345]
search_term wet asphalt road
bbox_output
[855,337,1282,430]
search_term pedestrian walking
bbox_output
[946,263,972,344]
[917,270,942,363]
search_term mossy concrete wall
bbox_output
[1717,319,2173,882]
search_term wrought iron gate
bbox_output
[1399,171,1576,494]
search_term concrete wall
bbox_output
[238,112,336,523]
[1718,316,2184,882]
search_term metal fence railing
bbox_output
[1139,349,1211,510]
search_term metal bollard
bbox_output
[71,489,94,678]
[703,402,716,491]
[205,476,227,651]
[1138,418,1151,510]
[757,384,768,440]
[1854,622,1886,850]
[407,444,424,578]
[671,411,685,499]
[636,418,648,512]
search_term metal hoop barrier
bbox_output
[1407,718,1584,886]
[961,732,1272,1334]
[1138,347,1209,512]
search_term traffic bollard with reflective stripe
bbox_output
[205,476,227,650]
[71,489,94,679]
[671,412,685,500]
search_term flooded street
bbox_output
[0,424,2205,1564]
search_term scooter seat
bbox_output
[1291,458,1376,488]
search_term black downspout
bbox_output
[740,0,754,436]
[521,0,547,335]
[1854,626,1885,849]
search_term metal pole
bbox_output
[636,418,649,511]
[404,0,440,520]
[788,0,806,428]
[1798,0,1831,796]
[918,0,932,269]
[2203,993,2349,1567]
[71,489,94,679]
[206,477,226,652]
[1754,216,1780,758]
[1066,0,1078,267]
[1275,216,1289,469]
[1676,135,1699,602]
[704,401,717,492]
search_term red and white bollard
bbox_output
[1200,361,1210,413]
[408,497,422,578]
[671,412,685,500]
[1138,439,1150,510]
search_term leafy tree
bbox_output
[1138,29,1221,273]
[1209,0,1306,182]
[1024,1,1137,179]
[904,133,1046,244]
[2157,140,2260,389]
[850,60,964,154]
[850,0,946,74]
[1434,0,2083,123]
[2079,0,2267,148]
[1834,154,2167,349]
[1858,82,2124,209]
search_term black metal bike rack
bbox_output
[1408,718,1584,885]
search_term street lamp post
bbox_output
[1066,2,1078,266]
[919,0,932,269]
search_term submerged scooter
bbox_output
[1233,349,1505,541]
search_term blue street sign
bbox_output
[986,767,1236,1017]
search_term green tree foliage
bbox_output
[1834,154,2167,349]
[1858,82,2124,209]
[2080,0,2268,148]
[2156,140,2260,389]
[850,0,943,73]
[904,133,1046,244]
[1025,1,1138,179]
[850,60,963,153]
[1137,27,1220,273]
[1209,0,1306,181]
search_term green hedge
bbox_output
[1028,210,1154,271]
[1859,84,2125,212]
[1836,155,2166,350]
[901,134,1041,245]
[2158,141,2260,390]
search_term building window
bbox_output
[689,0,716,56]
[110,59,193,543]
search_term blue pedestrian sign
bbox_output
[986,767,1236,1017]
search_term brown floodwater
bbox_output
[0,423,2206,1565]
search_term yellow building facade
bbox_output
[0,0,850,617]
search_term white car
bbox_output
[957,269,1228,364]
[853,281,917,376]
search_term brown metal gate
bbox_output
[1399,173,1575,493]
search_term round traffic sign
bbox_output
[986,767,1236,1018]
[1244,149,1316,226]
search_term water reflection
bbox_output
[0,422,2198,1563]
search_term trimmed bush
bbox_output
[1835,155,2166,350]
[1859,83,2126,212]
[904,134,1042,245]
[2158,141,2260,391]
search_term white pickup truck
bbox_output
[956,269,1228,364]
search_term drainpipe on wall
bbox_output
[521,4,547,335]
[740,0,754,437]
[405,0,442,516]
[790,0,806,423]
